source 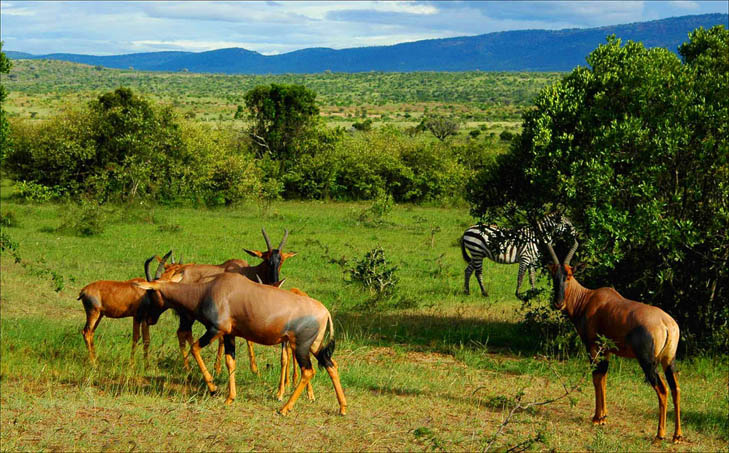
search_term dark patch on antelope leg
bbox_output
[626,326,659,386]
[664,363,683,442]
[223,334,236,405]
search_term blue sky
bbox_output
[2,1,727,55]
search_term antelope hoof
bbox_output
[279,407,291,416]
[208,384,218,395]
[275,392,285,402]
[652,435,665,444]
[339,407,347,416]
[224,398,234,406]
[672,435,683,444]
[592,415,607,425]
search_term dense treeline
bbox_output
[4,86,499,205]
[469,27,729,351]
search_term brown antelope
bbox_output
[135,272,347,416]
[544,241,682,442]
[77,253,174,364]
[163,229,296,375]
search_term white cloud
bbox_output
[130,39,257,52]
[667,1,700,10]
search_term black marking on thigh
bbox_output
[626,325,659,386]
[285,316,320,370]
[224,335,236,360]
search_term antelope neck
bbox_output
[563,277,592,319]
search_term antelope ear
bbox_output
[281,252,297,260]
[244,249,263,258]
[169,273,183,283]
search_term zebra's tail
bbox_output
[460,235,472,264]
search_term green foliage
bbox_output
[0,41,13,164]
[420,114,460,141]
[349,246,400,300]
[0,211,19,227]
[499,130,514,141]
[244,83,319,160]
[15,181,66,202]
[0,230,21,262]
[56,199,110,237]
[469,28,729,351]
[352,118,373,131]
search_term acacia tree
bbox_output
[468,28,728,351]
[419,114,460,141]
[244,83,319,161]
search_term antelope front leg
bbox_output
[246,340,259,374]
[131,318,141,364]
[177,330,191,371]
[141,321,150,364]
[190,328,224,395]
[276,343,288,401]
[591,359,609,424]
[223,335,236,405]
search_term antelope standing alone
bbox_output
[544,241,682,442]
[77,253,173,364]
[135,271,346,416]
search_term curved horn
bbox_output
[564,240,579,266]
[177,254,183,265]
[277,229,289,251]
[545,241,560,266]
[170,250,176,264]
[256,274,263,284]
[261,228,272,252]
[156,250,172,279]
[144,256,156,282]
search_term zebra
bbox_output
[460,215,575,298]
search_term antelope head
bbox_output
[243,228,296,284]
[138,252,180,325]
[545,239,578,311]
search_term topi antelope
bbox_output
[77,253,174,364]
[135,272,347,416]
[162,229,296,375]
[544,241,682,442]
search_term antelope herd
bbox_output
[78,222,682,442]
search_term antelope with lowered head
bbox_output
[135,271,346,416]
[77,252,174,364]
[544,241,682,443]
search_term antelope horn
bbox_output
[156,250,172,279]
[144,256,156,282]
[177,254,183,265]
[256,274,263,284]
[278,229,289,251]
[564,239,579,266]
[170,251,176,264]
[261,227,272,252]
[545,241,560,266]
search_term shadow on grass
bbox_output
[682,409,729,440]
[335,311,538,356]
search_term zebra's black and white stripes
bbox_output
[460,215,575,297]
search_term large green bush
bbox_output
[468,27,729,352]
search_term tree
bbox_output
[0,41,12,165]
[419,114,460,141]
[243,84,319,160]
[468,28,729,351]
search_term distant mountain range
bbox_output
[7,14,727,74]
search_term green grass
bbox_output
[1,179,727,451]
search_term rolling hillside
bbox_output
[6,14,728,73]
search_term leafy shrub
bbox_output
[15,181,66,202]
[0,231,21,262]
[349,246,399,299]
[0,211,19,227]
[499,130,514,141]
[57,199,110,237]
[356,190,394,225]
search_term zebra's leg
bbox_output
[528,266,536,292]
[464,263,473,295]
[515,261,527,298]
[474,260,487,297]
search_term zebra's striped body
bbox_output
[460,215,574,297]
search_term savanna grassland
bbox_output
[1,178,727,452]
[3,59,560,135]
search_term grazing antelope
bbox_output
[77,253,172,364]
[164,229,296,374]
[544,241,682,442]
[135,272,347,416]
